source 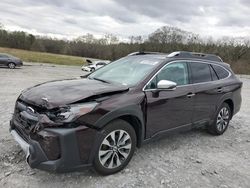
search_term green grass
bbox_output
[0,47,87,66]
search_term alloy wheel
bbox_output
[216,107,230,132]
[98,130,132,169]
[8,63,15,69]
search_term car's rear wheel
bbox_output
[8,62,16,69]
[207,103,231,135]
[93,119,136,175]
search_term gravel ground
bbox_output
[0,63,249,188]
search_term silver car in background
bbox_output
[0,53,23,69]
[82,59,110,72]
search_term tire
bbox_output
[90,68,95,72]
[207,102,231,135]
[8,62,16,69]
[93,119,136,175]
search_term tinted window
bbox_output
[212,65,229,79]
[209,65,219,81]
[146,62,189,89]
[190,62,212,83]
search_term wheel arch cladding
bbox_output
[224,99,234,119]
[119,115,142,147]
[8,62,16,66]
[94,105,145,147]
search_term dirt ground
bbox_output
[0,63,249,188]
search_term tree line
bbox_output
[0,24,249,73]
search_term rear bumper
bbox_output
[16,61,23,67]
[10,120,99,172]
[232,83,242,116]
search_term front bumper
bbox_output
[10,120,99,172]
[11,130,30,160]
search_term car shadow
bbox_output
[0,67,22,69]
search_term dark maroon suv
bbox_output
[10,51,242,175]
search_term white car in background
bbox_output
[82,59,110,72]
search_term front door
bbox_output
[144,62,195,138]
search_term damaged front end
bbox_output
[33,101,98,132]
[11,98,98,131]
[9,78,129,172]
[10,98,99,172]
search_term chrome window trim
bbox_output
[142,60,232,91]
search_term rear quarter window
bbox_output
[212,65,230,79]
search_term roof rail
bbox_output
[127,51,166,56]
[167,51,223,62]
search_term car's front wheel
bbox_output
[94,119,136,175]
[8,62,16,69]
[207,102,231,135]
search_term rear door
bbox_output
[145,61,195,137]
[188,61,224,123]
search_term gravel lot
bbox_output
[0,63,249,188]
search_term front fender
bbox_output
[94,104,145,145]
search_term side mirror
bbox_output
[157,80,177,90]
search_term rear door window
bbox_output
[212,65,229,79]
[189,62,212,83]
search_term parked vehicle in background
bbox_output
[10,51,242,175]
[82,59,110,72]
[0,53,23,69]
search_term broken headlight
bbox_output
[49,102,98,122]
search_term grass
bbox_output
[230,60,250,75]
[0,47,87,66]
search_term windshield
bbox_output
[88,56,162,86]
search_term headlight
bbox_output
[52,102,98,122]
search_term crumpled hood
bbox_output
[20,78,128,109]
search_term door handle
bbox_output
[187,93,196,98]
[217,87,223,93]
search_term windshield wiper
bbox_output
[90,77,110,84]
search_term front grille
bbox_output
[15,123,30,142]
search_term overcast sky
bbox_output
[0,0,250,40]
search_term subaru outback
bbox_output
[10,51,242,175]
